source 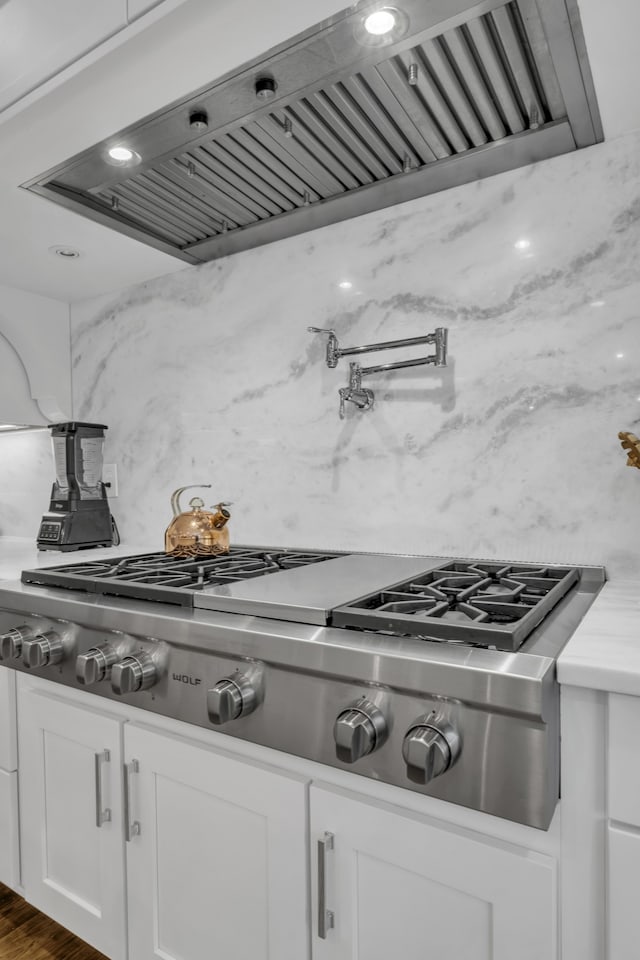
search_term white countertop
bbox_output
[558,579,640,695]
[0,536,155,582]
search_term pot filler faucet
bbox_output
[308,326,448,418]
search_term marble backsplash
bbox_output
[60,129,640,577]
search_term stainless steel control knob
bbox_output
[207,675,257,725]
[334,699,387,764]
[0,625,32,660]
[402,718,461,785]
[22,631,64,669]
[111,654,157,695]
[76,645,120,685]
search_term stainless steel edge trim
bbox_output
[564,0,604,142]
[532,0,603,146]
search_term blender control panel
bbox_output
[38,520,62,542]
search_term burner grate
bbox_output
[332,561,581,651]
[21,548,342,606]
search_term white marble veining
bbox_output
[61,128,640,577]
[558,580,640,693]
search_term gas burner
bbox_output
[332,560,581,651]
[22,548,342,606]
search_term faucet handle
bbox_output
[434,327,448,366]
[339,388,348,420]
[308,327,340,367]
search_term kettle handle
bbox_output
[171,485,212,517]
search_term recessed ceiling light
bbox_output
[338,280,353,289]
[355,6,409,46]
[616,353,625,359]
[48,245,81,259]
[364,9,397,34]
[514,238,531,250]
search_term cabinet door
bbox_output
[311,784,557,960]
[608,824,640,960]
[0,768,19,889]
[125,724,309,960]
[18,684,126,960]
[0,666,16,770]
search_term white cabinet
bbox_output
[17,677,309,960]
[608,824,640,960]
[15,676,559,960]
[0,666,16,770]
[607,694,640,959]
[18,685,127,960]
[561,686,640,960]
[608,693,640,826]
[124,724,309,960]
[310,784,558,960]
[0,769,19,889]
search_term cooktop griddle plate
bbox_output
[194,553,445,625]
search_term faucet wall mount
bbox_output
[308,326,448,419]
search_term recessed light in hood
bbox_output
[24,0,602,267]
[356,5,410,46]
[105,145,142,167]
[364,10,397,34]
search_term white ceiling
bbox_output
[0,0,637,305]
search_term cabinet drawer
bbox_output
[0,769,20,890]
[609,694,640,826]
[0,667,17,770]
[608,824,640,960]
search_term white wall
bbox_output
[0,284,71,538]
[70,127,640,578]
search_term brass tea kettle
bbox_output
[164,484,231,557]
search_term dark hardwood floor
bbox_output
[0,884,107,960]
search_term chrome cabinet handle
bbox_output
[94,750,112,828]
[123,759,141,841]
[317,831,335,939]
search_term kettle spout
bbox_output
[211,502,232,530]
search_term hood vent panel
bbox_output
[26,0,601,264]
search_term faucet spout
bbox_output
[339,385,374,419]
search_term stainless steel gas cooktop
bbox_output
[21,547,581,650]
[3,545,605,828]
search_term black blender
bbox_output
[37,422,118,551]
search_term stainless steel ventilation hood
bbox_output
[24,0,602,265]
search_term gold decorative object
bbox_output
[618,431,640,470]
